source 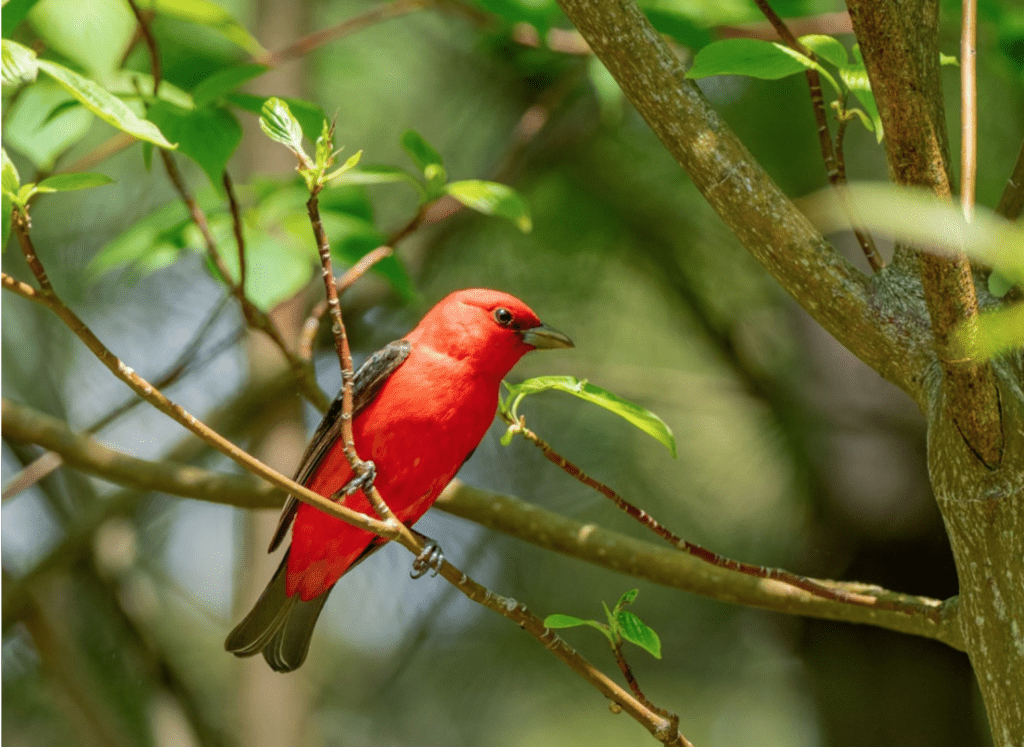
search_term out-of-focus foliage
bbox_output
[3,0,1020,745]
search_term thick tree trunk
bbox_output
[928,364,1024,745]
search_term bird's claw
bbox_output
[340,460,376,497]
[410,540,444,579]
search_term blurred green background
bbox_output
[3,0,1021,744]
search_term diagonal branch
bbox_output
[1,398,964,652]
[554,0,923,397]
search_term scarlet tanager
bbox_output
[225,288,573,671]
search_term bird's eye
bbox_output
[493,307,514,327]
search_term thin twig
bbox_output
[11,209,52,292]
[159,149,328,410]
[298,245,393,361]
[223,172,247,294]
[2,262,686,746]
[258,0,433,67]
[504,415,938,620]
[125,0,162,93]
[305,191,364,471]
[719,11,853,40]
[753,0,884,271]
[126,0,327,411]
[611,642,675,724]
[2,293,236,501]
[0,403,965,653]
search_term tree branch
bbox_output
[845,0,1003,468]
[555,0,923,396]
[2,398,964,652]
[4,253,687,742]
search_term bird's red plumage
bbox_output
[286,289,544,600]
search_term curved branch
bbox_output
[554,0,923,396]
[2,398,964,652]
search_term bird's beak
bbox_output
[521,323,574,350]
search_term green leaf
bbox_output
[2,148,21,199]
[227,93,326,145]
[687,38,810,80]
[543,614,594,629]
[400,129,443,174]
[840,46,883,141]
[147,102,242,192]
[191,63,269,107]
[967,304,1024,359]
[798,34,849,67]
[543,614,613,643]
[615,610,662,659]
[140,0,265,55]
[35,172,114,193]
[445,180,532,233]
[35,59,175,149]
[2,39,38,91]
[5,79,94,170]
[324,149,363,182]
[28,0,134,78]
[17,183,37,204]
[614,588,639,611]
[504,376,677,457]
[940,52,959,66]
[259,96,305,154]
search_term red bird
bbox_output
[225,288,572,671]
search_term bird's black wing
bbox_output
[266,339,412,552]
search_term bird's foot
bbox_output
[410,540,444,579]
[340,460,376,498]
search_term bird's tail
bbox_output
[224,549,332,673]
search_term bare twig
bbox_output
[753,0,884,272]
[504,415,937,620]
[305,192,365,470]
[298,245,393,361]
[437,482,965,650]
[611,642,674,723]
[3,245,384,540]
[2,294,235,501]
[125,0,162,92]
[223,172,247,294]
[0,401,965,653]
[124,1,328,411]
[158,149,328,409]
[2,256,688,744]
[258,0,434,67]
[718,11,852,40]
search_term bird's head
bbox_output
[408,288,573,378]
